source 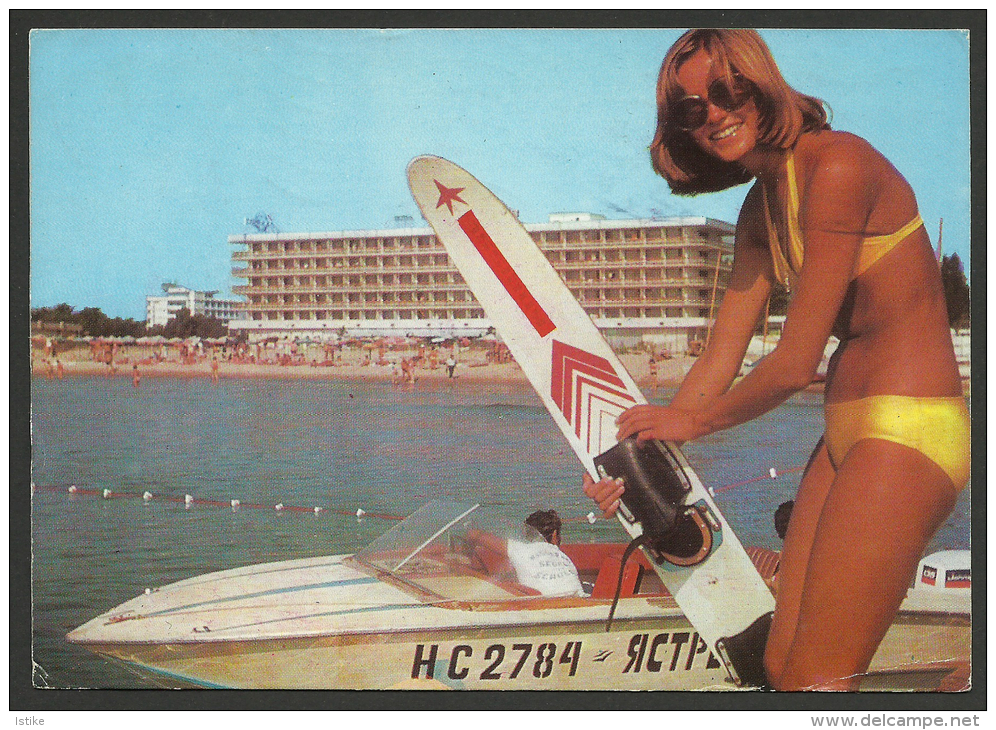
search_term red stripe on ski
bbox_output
[550,340,636,443]
[552,340,629,411]
[583,390,635,452]
[457,211,556,338]
[572,373,634,435]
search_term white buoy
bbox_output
[144,588,152,595]
[231,499,240,511]
[184,494,194,508]
[102,489,112,499]
[313,507,323,514]
[356,508,366,518]
[769,467,778,479]
[275,503,284,511]
[586,511,597,524]
[68,485,78,494]
[142,491,153,502]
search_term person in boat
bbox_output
[583,29,968,691]
[774,500,794,541]
[466,510,585,598]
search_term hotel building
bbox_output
[146,283,244,328]
[229,213,734,349]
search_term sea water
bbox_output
[28,376,971,688]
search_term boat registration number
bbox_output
[411,632,722,682]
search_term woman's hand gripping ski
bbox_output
[582,404,711,518]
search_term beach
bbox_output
[31,342,698,387]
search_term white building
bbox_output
[229,214,735,348]
[145,283,242,328]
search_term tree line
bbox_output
[31,304,229,339]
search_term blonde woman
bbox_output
[584,29,968,690]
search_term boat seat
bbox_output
[745,546,781,581]
[590,554,643,599]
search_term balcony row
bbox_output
[231,276,719,294]
[240,296,718,312]
[232,237,727,257]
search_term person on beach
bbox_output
[132,363,141,388]
[446,355,457,379]
[583,29,968,690]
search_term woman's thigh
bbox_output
[775,438,957,690]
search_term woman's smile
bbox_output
[710,121,743,141]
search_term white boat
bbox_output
[67,502,970,691]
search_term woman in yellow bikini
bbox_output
[583,29,969,690]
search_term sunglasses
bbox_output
[672,76,756,131]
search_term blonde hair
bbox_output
[650,29,829,195]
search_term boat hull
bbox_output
[68,553,970,690]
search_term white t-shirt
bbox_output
[506,540,585,597]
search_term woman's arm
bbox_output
[618,142,874,442]
[670,185,775,413]
[612,185,773,445]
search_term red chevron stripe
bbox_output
[573,375,635,445]
[458,211,555,338]
[583,389,636,452]
[551,340,626,414]
[550,340,636,442]
[572,373,635,434]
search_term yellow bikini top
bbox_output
[761,149,924,288]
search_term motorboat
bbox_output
[67,501,971,690]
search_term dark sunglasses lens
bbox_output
[709,77,751,111]
[674,98,708,130]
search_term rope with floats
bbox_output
[33,463,805,525]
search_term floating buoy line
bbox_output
[38,484,403,521]
[34,464,804,525]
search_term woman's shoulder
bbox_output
[793,131,895,198]
[795,131,882,170]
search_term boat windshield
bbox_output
[353,501,571,603]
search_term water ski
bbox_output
[407,155,775,687]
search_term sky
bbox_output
[28,27,972,321]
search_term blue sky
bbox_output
[30,28,972,320]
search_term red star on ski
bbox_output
[434,180,467,214]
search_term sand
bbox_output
[31,344,697,388]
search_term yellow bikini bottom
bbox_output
[824,396,971,490]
